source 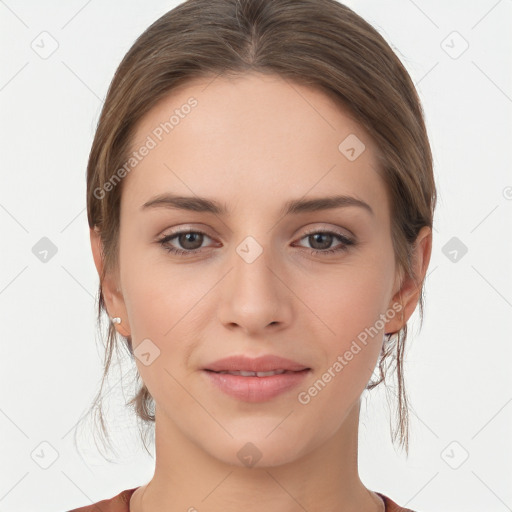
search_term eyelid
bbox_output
[293,227,355,251]
[157,224,214,239]
[158,223,354,242]
[300,223,353,236]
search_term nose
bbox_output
[217,240,293,336]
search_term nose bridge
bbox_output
[232,233,279,304]
[217,232,291,332]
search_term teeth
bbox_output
[240,370,258,377]
[255,370,287,376]
[216,369,288,377]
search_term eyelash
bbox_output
[157,228,355,257]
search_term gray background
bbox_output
[1,1,511,511]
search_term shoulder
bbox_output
[375,492,418,512]
[66,487,139,512]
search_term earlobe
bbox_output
[385,226,433,335]
[89,227,131,338]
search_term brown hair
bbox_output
[82,0,436,458]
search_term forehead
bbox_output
[122,72,387,219]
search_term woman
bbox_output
[72,0,436,510]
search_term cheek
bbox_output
[119,230,202,338]
[298,252,395,397]
[120,251,212,386]
[294,265,391,428]
[122,270,198,411]
[123,272,198,353]
[307,258,394,342]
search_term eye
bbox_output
[158,229,214,256]
[294,229,355,256]
[157,228,356,257]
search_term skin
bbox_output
[91,72,431,512]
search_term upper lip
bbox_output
[204,355,310,372]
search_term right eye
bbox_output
[158,229,215,256]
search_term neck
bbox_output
[132,399,383,512]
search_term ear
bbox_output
[384,226,432,334]
[90,226,131,338]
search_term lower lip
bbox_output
[203,369,311,402]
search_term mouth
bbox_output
[203,354,311,374]
[204,369,310,377]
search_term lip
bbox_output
[203,368,311,402]
[202,354,311,402]
[203,355,310,373]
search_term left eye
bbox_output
[293,230,355,255]
[158,229,355,257]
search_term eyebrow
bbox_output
[141,193,374,216]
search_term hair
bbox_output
[81,0,436,459]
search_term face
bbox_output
[99,72,409,467]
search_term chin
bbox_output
[203,433,308,469]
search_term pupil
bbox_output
[311,233,332,249]
[181,232,202,249]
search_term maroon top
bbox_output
[67,487,416,511]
